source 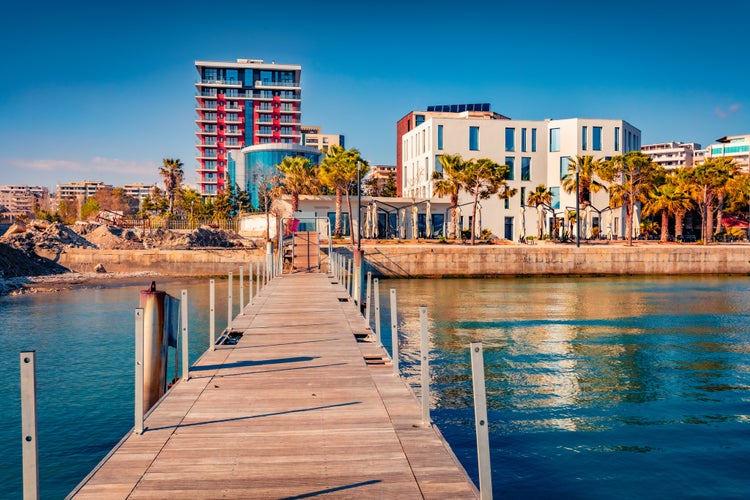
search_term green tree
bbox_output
[725,173,750,240]
[319,145,369,242]
[158,158,184,215]
[276,156,320,214]
[80,197,100,220]
[599,151,661,246]
[527,184,552,238]
[683,157,737,243]
[561,155,605,207]
[432,154,467,239]
[462,158,511,244]
[381,172,397,197]
[643,171,693,242]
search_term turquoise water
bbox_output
[1,276,750,498]
[383,276,750,498]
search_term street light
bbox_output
[357,164,361,251]
[576,165,580,248]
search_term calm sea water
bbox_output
[1,276,749,498]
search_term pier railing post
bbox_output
[227,271,233,329]
[374,278,381,345]
[470,342,493,499]
[390,288,399,375]
[20,350,39,499]
[134,308,144,435]
[239,266,244,314]
[256,261,261,297]
[420,306,430,426]
[209,280,215,351]
[181,290,189,382]
[365,271,372,323]
[248,265,253,305]
[347,258,353,298]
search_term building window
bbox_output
[550,128,560,152]
[615,127,620,151]
[521,187,526,207]
[550,186,560,210]
[504,197,510,209]
[505,157,515,181]
[593,127,602,151]
[521,157,531,181]
[435,155,443,173]
[469,126,479,151]
[582,126,588,150]
[437,125,443,150]
[521,128,527,152]
[560,156,570,180]
[505,128,515,152]
[415,114,425,126]
[531,128,537,152]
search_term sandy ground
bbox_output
[0,270,171,295]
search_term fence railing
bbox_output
[118,217,239,232]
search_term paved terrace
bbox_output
[69,272,478,499]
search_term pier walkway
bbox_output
[70,272,478,499]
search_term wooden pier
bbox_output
[69,272,479,499]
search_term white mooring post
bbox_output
[365,271,372,323]
[390,288,399,375]
[420,306,430,426]
[374,278,381,345]
[20,351,39,500]
[181,289,189,382]
[134,308,144,435]
[227,271,233,328]
[239,266,244,314]
[248,265,253,305]
[470,342,493,499]
[209,280,215,351]
[347,259,353,297]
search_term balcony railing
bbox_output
[197,79,242,87]
[254,80,300,88]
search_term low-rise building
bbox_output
[300,125,345,151]
[0,185,50,217]
[641,141,701,169]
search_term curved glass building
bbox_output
[228,143,322,209]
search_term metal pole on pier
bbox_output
[374,278,381,345]
[239,266,244,314]
[365,271,372,323]
[227,271,233,329]
[256,261,261,297]
[209,280,215,351]
[419,306,430,426]
[134,309,144,434]
[390,288,399,375]
[181,289,189,382]
[470,342,493,499]
[248,265,253,305]
[20,351,39,499]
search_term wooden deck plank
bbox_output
[69,272,478,499]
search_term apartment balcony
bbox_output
[196,128,217,136]
[196,166,219,173]
[196,152,218,160]
[224,117,243,125]
[196,79,243,88]
[225,129,242,136]
[195,115,217,124]
[280,108,301,114]
[254,80,301,90]
[199,89,218,97]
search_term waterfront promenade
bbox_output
[69,272,478,499]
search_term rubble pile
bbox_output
[83,225,145,250]
[2,221,95,255]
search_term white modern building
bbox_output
[705,134,750,172]
[641,141,701,169]
[401,116,641,241]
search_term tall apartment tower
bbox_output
[195,59,302,196]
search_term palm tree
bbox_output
[683,158,737,243]
[561,155,605,207]
[276,156,320,214]
[319,146,369,243]
[527,184,552,238]
[599,151,661,246]
[725,173,750,240]
[643,178,693,242]
[159,158,184,214]
[461,158,510,244]
[432,154,466,239]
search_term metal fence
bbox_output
[118,217,238,232]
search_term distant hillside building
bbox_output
[365,165,396,195]
[705,134,750,172]
[0,185,50,217]
[301,125,344,151]
[396,104,510,196]
[122,183,158,202]
[55,181,112,201]
[641,142,702,169]
[195,59,303,197]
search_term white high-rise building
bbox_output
[401,115,641,241]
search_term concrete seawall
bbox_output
[48,248,263,275]
[361,243,750,277]
[47,244,750,277]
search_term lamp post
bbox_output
[357,165,361,251]
[576,163,581,248]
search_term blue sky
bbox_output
[1,0,748,191]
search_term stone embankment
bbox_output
[361,243,750,276]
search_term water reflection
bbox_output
[383,275,750,497]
